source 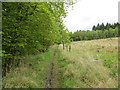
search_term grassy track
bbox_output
[45,45,61,88]
[58,38,118,88]
[3,45,64,88]
[2,38,118,88]
[3,46,56,88]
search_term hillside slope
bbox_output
[58,38,118,88]
[3,38,118,88]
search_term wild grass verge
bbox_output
[58,38,118,88]
[2,47,55,88]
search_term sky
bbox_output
[63,0,119,32]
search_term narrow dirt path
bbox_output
[44,46,59,88]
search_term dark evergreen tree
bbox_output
[70,22,118,42]
[92,25,96,30]
[97,23,100,30]
[101,23,105,30]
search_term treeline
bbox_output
[92,22,119,31]
[70,23,119,41]
[2,2,73,76]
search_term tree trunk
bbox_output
[63,42,64,50]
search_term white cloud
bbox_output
[64,0,119,32]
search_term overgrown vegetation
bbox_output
[2,2,73,76]
[1,1,118,88]
[3,46,56,88]
[58,38,118,88]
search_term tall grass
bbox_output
[2,47,55,88]
[2,38,118,88]
[58,38,118,88]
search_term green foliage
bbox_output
[71,27,118,41]
[2,2,74,75]
[98,51,118,77]
[92,22,119,31]
[3,47,54,88]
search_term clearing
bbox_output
[3,38,118,88]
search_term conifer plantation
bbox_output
[70,23,118,41]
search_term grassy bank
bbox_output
[2,38,118,88]
[2,46,56,88]
[58,38,118,88]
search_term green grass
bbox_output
[97,48,118,77]
[2,38,118,88]
[2,45,64,88]
[58,38,118,88]
[3,47,55,88]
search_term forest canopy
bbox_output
[70,23,119,41]
[2,2,74,76]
